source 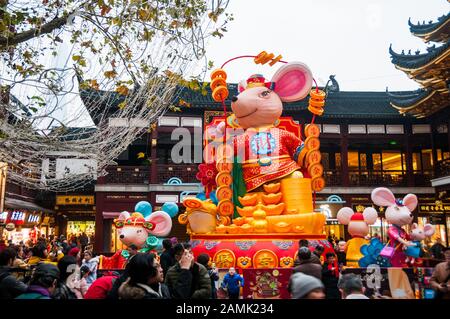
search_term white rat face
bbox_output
[118,226,148,248]
[347,221,369,237]
[410,228,425,241]
[385,205,414,226]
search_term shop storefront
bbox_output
[55,194,95,241]
[1,210,43,244]
[316,195,346,241]
[67,220,95,239]
[418,201,449,247]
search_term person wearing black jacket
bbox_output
[160,239,176,279]
[165,243,211,299]
[322,253,341,299]
[197,253,219,298]
[0,248,27,299]
[293,247,322,280]
[106,259,132,299]
[53,256,78,299]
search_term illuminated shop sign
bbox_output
[27,214,41,223]
[10,211,25,225]
[56,195,95,205]
[419,201,450,214]
[0,212,8,222]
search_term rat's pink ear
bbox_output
[271,62,312,102]
[403,194,418,212]
[146,211,172,237]
[371,187,396,207]
[238,79,247,93]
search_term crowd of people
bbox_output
[0,235,448,300]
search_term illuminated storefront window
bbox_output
[412,152,422,171]
[318,202,345,241]
[447,217,450,247]
[347,151,359,169]
[373,153,382,170]
[381,151,404,171]
[67,221,95,238]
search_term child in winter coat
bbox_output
[81,251,99,286]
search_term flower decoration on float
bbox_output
[196,163,218,196]
[359,237,391,268]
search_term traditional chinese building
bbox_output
[388,7,450,245]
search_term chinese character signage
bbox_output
[418,201,450,214]
[56,195,95,205]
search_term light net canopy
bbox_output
[0,0,231,191]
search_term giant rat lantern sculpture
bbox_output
[179,51,334,269]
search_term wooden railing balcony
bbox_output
[323,169,342,186]
[413,170,433,186]
[156,164,199,184]
[100,166,150,184]
[348,170,407,187]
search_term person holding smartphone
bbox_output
[165,243,211,299]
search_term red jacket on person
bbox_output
[84,276,118,299]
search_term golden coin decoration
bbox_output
[217,199,234,216]
[213,249,235,268]
[311,176,326,192]
[216,144,234,160]
[304,124,320,138]
[216,161,233,172]
[305,149,322,166]
[210,68,227,81]
[216,186,233,201]
[308,163,324,178]
[308,89,326,116]
[216,171,233,187]
[304,136,320,151]
[183,197,203,209]
[253,249,278,269]
[210,77,227,90]
[212,86,229,102]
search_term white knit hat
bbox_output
[289,273,324,299]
